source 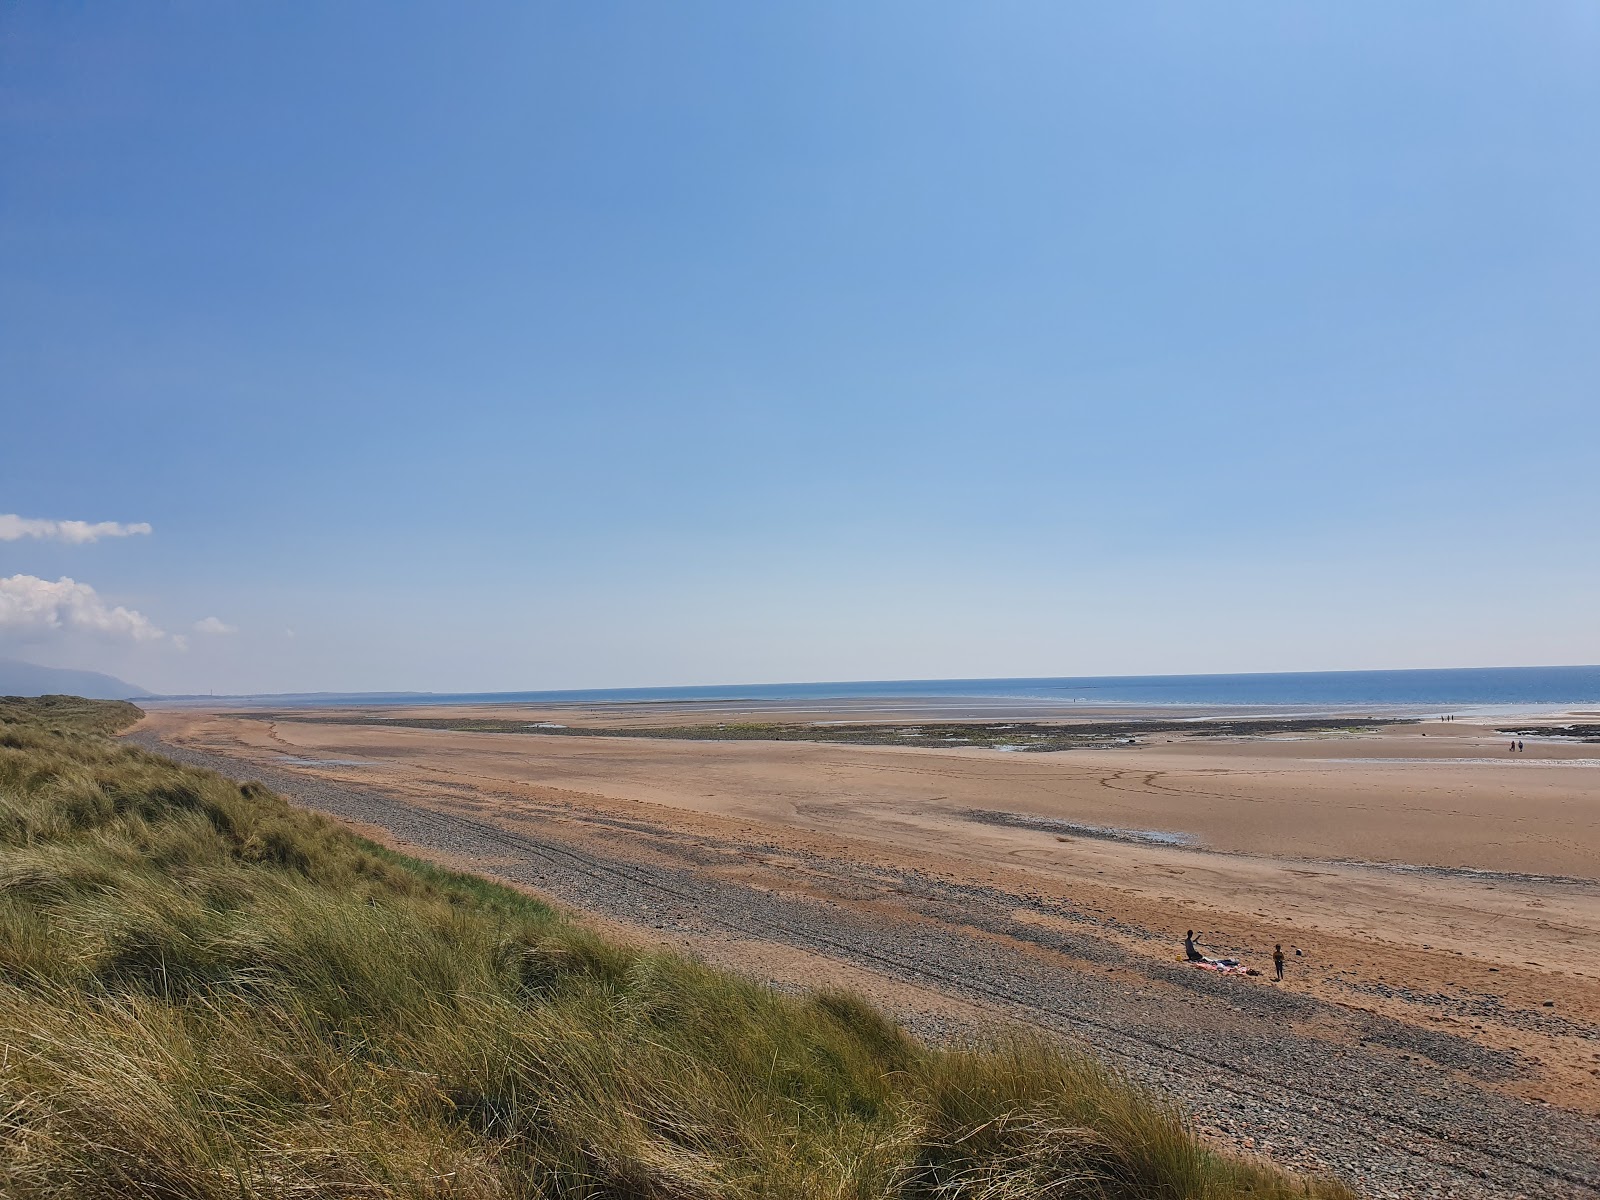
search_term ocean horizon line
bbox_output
[146,662,1600,709]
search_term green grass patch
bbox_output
[0,697,1355,1198]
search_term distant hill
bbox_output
[0,658,151,699]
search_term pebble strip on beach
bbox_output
[132,733,1600,1200]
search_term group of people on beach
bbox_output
[1432,713,1527,752]
[1184,930,1287,981]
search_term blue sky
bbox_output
[3,4,1597,694]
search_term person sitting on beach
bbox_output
[1184,930,1205,962]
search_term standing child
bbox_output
[1273,944,1285,981]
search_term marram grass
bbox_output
[0,697,1355,1199]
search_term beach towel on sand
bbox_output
[1188,959,1249,975]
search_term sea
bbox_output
[203,664,1600,718]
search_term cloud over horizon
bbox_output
[0,515,154,544]
[193,616,237,635]
[0,574,166,642]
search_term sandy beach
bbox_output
[142,702,1600,931]
[144,703,1600,946]
[134,700,1600,1196]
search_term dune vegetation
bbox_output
[0,696,1354,1199]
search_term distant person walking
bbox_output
[1273,944,1285,981]
[1185,930,1205,962]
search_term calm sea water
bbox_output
[243,665,1600,713]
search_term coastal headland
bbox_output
[136,699,1600,1198]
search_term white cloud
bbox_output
[193,616,237,635]
[0,515,153,544]
[0,575,166,642]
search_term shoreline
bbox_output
[144,690,1600,730]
